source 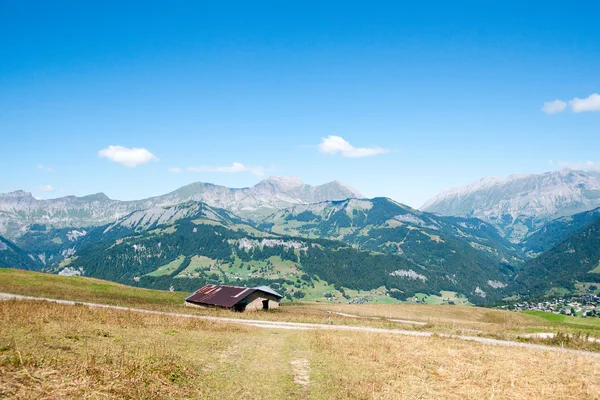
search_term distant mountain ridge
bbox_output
[422,169,600,242]
[0,177,361,239]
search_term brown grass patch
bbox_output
[308,330,600,399]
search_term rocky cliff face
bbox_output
[422,169,600,241]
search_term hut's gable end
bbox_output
[244,291,281,311]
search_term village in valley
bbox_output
[502,294,600,317]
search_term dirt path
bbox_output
[332,311,427,325]
[2,292,600,359]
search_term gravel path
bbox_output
[2,292,599,359]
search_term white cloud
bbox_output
[168,167,182,173]
[570,93,600,113]
[187,162,268,176]
[37,164,55,172]
[543,93,600,114]
[318,135,388,158]
[37,185,54,192]
[549,160,600,170]
[98,145,158,168]
[541,99,567,114]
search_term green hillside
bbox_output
[514,215,600,298]
[262,198,522,263]
[521,207,600,256]
[0,268,185,306]
[261,198,522,298]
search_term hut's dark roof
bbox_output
[185,284,282,308]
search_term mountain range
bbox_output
[3,169,600,304]
[422,169,600,242]
[0,176,360,240]
[11,198,515,303]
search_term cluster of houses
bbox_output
[502,295,600,317]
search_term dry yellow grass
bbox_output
[0,300,299,399]
[1,300,600,399]
[308,329,600,399]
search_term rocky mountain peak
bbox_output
[1,190,34,199]
[81,193,111,202]
[256,176,306,191]
[329,180,363,197]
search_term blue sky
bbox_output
[1,1,599,207]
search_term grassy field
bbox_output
[2,268,600,343]
[177,255,216,278]
[2,299,600,399]
[409,290,470,305]
[0,269,527,332]
[146,255,186,277]
[3,269,600,398]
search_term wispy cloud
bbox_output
[541,99,567,114]
[542,93,600,114]
[318,135,388,158]
[98,145,159,168]
[168,167,182,173]
[36,164,55,172]
[549,160,600,170]
[37,185,55,192]
[187,162,269,176]
[570,93,600,113]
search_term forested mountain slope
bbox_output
[32,200,514,304]
[262,197,522,273]
[514,215,600,298]
[521,207,600,257]
[0,236,40,270]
